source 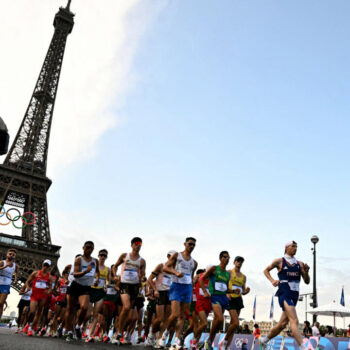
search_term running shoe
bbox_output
[190,339,198,350]
[82,331,88,338]
[27,329,34,337]
[86,336,95,343]
[66,332,75,342]
[146,334,156,347]
[22,324,29,334]
[75,326,82,340]
[137,336,143,344]
[103,335,111,343]
[39,327,46,336]
[158,330,169,348]
[204,340,213,350]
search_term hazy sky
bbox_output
[0,0,349,325]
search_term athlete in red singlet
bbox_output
[24,259,54,336]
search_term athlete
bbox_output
[221,256,250,350]
[17,286,31,331]
[192,267,212,349]
[64,241,100,342]
[112,237,146,345]
[24,259,54,336]
[86,248,109,343]
[146,250,176,347]
[259,241,310,350]
[0,248,18,319]
[200,251,233,350]
[158,237,198,350]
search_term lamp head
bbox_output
[311,235,319,244]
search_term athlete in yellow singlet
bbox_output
[221,256,250,350]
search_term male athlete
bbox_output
[158,237,198,350]
[0,248,18,319]
[112,237,146,345]
[221,256,250,350]
[259,241,310,350]
[64,241,100,342]
[200,251,232,350]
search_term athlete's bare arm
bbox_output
[0,260,7,270]
[147,263,163,292]
[47,275,54,294]
[299,261,310,284]
[242,276,250,295]
[191,260,198,280]
[199,265,216,298]
[264,258,282,287]
[73,256,87,278]
[19,284,26,295]
[112,253,127,278]
[164,252,183,277]
[14,264,19,282]
[25,270,38,290]
[139,258,146,281]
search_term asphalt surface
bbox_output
[0,328,144,350]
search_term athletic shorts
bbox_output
[0,285,10,294]
[56,300,67,308]
[278,293,298,310]
[89,287,106,303]
[156,290,170,306]
[67,281,91,297]
[135,297,145,311]
[211,294,229,310]
[120,283,140,301]
[228,296,244,311]
[169,282,193,303]
[31,292,49,303]
[147,299,157,315]
[17,299,30,310]
[195,298,211,314]
[104,300,116,314]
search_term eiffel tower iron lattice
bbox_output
[0,1,74,291]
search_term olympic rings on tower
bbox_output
[0,205,37,228]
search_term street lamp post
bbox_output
[298,293,314,321]
[311,235,319,324]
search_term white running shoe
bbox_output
[158,330,169,348]
[146,334,156,347]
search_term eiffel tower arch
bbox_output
[0,1,75,291]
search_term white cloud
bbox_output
[0,0,165,174]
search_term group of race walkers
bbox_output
[0,237,310,350]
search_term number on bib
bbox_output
[199,287,210,296]
[232,285,243,294]
[162,275,172,287]
[215,281,227,292]
[107,287,117,295]
[35,281,47,289]
[178,273,191,284]
[124,270,138,283]
[288,281,300,292]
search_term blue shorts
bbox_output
[0,285,10,294]
[169,282,192,303]
[211,294,229,310]
[278,293,298,310]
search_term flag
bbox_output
[253,296,256,320]
[269,296,274,320]
[340,287,345,306]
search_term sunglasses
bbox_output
[222,255,230,259]
[188,242,196,247]
[85,246,94,250]
[134,241,142,246]
[99,254,107,257]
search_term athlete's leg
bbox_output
[89,299,104,337]
[209,303,224,343]
[118,293,132,334]
[283,302,303,346]
[152,304,165,334]
[194,310,208,340]
[0,293,8,318]
[224,309,240,345]
[175,302,189,338]
[32,299,47,329]
[265,311,289,340]
[166,300,181,331]
[77,294,90,325]
[27,300,38,325]
[51,304,62,332]
[64,294,78,331]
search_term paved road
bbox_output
[0,328,144,350]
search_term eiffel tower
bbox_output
[0,1,74,291]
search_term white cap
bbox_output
[167,250,176,256]
[285,241,294,248]
[43,259,51,266]
[206,264,214,271]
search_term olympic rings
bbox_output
[6,208,21,222]
[0,205,37,229]
[12,215,28,229]
[0,212,12,226]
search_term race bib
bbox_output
[22,294,31,301]
[232,285,243,294]
[60,287,67,294]
[35,280,47,289]
[178,273,191,284]
[215,281,227,292]
[84,269,95,277]
[162,275,172,287]
[124,270,139,282]
[288,281,300,292]
[97,278,106,288]
[199,287,210,296]
[107,287,117,295]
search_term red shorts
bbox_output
[104,301,116,314]
[31,292,49,303]
[195,298,211,314]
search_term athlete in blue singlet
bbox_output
[259,241,310,350]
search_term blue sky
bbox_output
[1,0,350,323]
